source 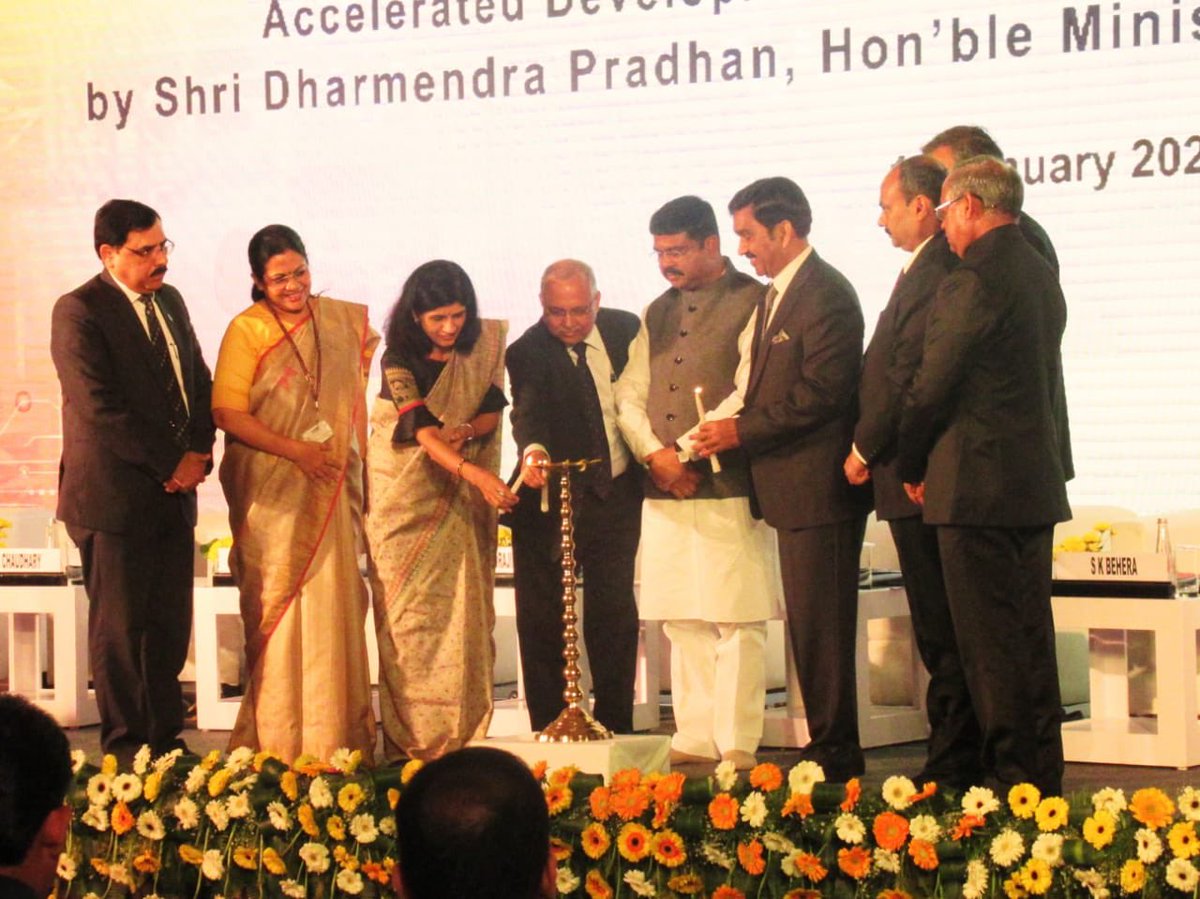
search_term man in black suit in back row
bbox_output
[50,199,214,763]
[899,157,1072,795]
[845,156,977,787]
[506,260,642,733]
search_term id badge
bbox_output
[301,420,334,443]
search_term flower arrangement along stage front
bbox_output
[58,746,1200,898]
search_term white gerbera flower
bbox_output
[132,745,152,775]
[152,749,182,775]
[1137,827,1164,864]
[57,853,78,881]
[379,816,397,837]
[174,797,199,830]
[70,749,87,775]
[80,805,109,832]
[225,746,255,772]
[714,759,738,792]
[226,792,251,819]
[1179,787,1200,822]
[989,828,1025,867]
[556,865,580,894]
[623,870,656,896]
[1032,833,1064,866]
[873,848,900,873]
[882,775,916,810]
[787,760,825,795]
[86,773,113,808]
[136,810,165,841]
[761,831,795,854]
[740,791,768,828]
[205,799,230,832]
[963,858,989,899]
[299,842,330,874]
[268,800,292,831]
[309,776,334,809]
[910,814,942,843]
[1167,858,1200,892]
[330,748,361,774]
[962,786,1000,817]
[1072,868,1111,899]
[335,869,364,895]
[111,773,143,803]
[349,813,378,844]
[280,880,306,898]
[201,849,225,881]
[184,765,207,794]
[230,773,258,793]
[835,813,865,844]
[1091,787,1127,817]
[701,841,734,871]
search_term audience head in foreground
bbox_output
[0,695,73,898]
[393,747,555,899]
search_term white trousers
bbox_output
[663,619,767,757]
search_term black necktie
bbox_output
[140,294,189,445]
[571,342,612,495]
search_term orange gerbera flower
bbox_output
[782,792,814,819]
[617,822,652,862]
[794,852,828,882]
[738,839,766,875]
[609,786,651,821]
[878,891,914,899]
[708,793,740,830]
[611,768,643,791]
[582,823,611,860]
[840,777,862,812]
[837,845,872,879]
[361,861,389,885]
[585,869,612,899]
[750,762,784,792]
[132,850,160,874]
[545,785,573,816]
[783,891,823,899]
[908,839,939,871]
[666,872,704,894]
[530,760,548,782]
[589,785,613,820]
[178,844,203,866]
[651,829,687,868]
[550,837,572,862]
[111,801,135,835]
[262,847,287,876]
[233,846,259,870]
[298,803,320,837]
[873,811,910,850]
[653,772,686,806]
[548,765,579,788]
[1131,788,1176,829]
[712,887,746,899]
[951,814,986,840]
[910,782,938,803]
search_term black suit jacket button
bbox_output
[669,383,678,391]
[674,356,683,364]
[687,305,698,312]
[679,329,689,337]
[666,413,676,422]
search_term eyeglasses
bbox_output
[934,195,968,222]
[265,265,310,287]
[652,245,697,261]
[122,239,175,259]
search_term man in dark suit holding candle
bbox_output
[51,199,214,763]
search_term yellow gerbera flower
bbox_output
[338,783,365,813]
[581,823,611,860]
[545,785,573,816]
[651,829,687,868]
[143,771,162,802]
[206,768,232,797]
[262,847,287,876]
[1035,797,1069,832]
[1169,821,1200,859]
[233,846,259,870]
[1008,783,1041,819]
[280,771,299,801]
[1019,858,1053,895]
[666,872,704,894]
[1120,859,1146,894]
[298,803,320,837]
[179,844,204,866]
[327,815,346,841]
[1083,810,1117,849]
[400,759,424,785]
[616,822,652,862]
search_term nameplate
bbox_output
[1053,552,1169,583]
[496,545,514,576]
[0,547,63,575]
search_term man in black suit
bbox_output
[50,199,214,762]
[694,177,869,780]
[506,259,642,733]
[899,157,1071,794]
[844,156,980,787]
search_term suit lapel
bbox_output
[747,256,817,397]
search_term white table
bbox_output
[0,584,99,727]
[1053,594,1200,768]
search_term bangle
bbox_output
[462,422,476,441]
[455,457,468,478]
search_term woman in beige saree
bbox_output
[367,260,517,762]
[212,225,378,763]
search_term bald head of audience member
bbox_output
[0,695,73,898]
[393,747,555,899]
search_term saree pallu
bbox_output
[365,319,507,762]
[220,297,378,763]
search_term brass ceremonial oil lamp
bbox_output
[536,456,613,743]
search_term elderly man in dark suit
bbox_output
[844,156,980,788]
[506,259,642,734]
[899,157,1072,795]
[694,177,869,781]
[50,199,214,763]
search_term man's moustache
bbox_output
[152,266,167,277]
[664,269,684,278]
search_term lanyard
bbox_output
[268,299,322,411]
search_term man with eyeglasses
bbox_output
[505,259,643,735]
[615,196,780,770]
[50,199,214,765]
[898,157,1071,795]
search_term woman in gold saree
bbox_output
[366,260,517,762]
[212,224,378,763]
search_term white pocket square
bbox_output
[770,330,790,344]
